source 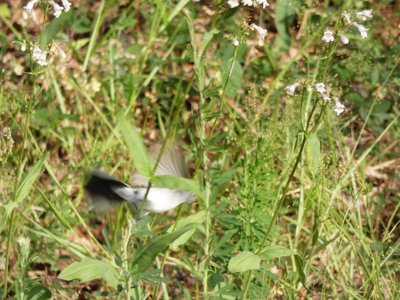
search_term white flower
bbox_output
[285,82,300,96]
[356,9,372,21]
[50,1,64,18]
[61,0,72,12]
[353,22,368,39]
[322,29,335,43]
[32,45,48,66]
[322,94,331,102]
[342,11,352,24]
[333,97,345,115]
[255,0,269,8]
[32,45,41,59]
[314,83,326,94]
[242,0,253,6]
[228,0,239,8]
[339,33,349,44]
[251,24,267,41]
[232,38,239,46]
[24,0,38,14]
[21,43,27,52]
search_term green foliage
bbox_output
[58,258,119,288]
[1,0,399,299]
[259,245,296,260]
[131,225,197,273]
[275,0,296,50]
[14,157,44,204]
[228,251,261,273]
[306,132,321,176]
[118,114,154,178]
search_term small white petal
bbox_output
[61,0,72,12]
[356,9,373,21]
[32,45,42,60]
[36,51,48,66]
[322,29,335,43]
[251,24,267,41]
[228,0,240,8]
[353,22,368,39]
[342,11,352,24]
[232,38,239,46]
[333,97,345,115]
[285,82,300,96]
[339,33,349,44]
[242,0,253,6]
[255,0,269,8]
[322,94,331,102]
[314,83,326,94]
[24,0,38,14]
[51,1,64,18]
[32,44,48,66]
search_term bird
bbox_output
[85,145,195,217]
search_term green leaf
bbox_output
[306,132,320,176]
[41,11,74,48]
[221,59,243,97]
[294,255,307,289]
[228,251,261,273]
[14,157,45,204]
[127,44,142,55]
[170,210,206,230]
[118,114,154,178]
[25,283,52,300]
[58,258,119,288]
[167,0,191,24]
[197,29,219,64]
[131,225,196,273]
[167,210,206,246]
[152,175,204,200]
[0,202,18,231]
[275,0,295,50]
[259,245,296,260]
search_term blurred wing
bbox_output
[145,188,195,213]
[131,144,189,187]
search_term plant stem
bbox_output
[241,100,321,300]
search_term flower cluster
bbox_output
[322,9,372,44]
[285,82,345,116]
[227,0,269,9]
[230,22,268,46]
[24,0,72,18]
[32,45,48,66]
[26,42,67,67]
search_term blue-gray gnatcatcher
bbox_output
[85,146,195,215]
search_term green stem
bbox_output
[154,206,183,299]
[241,100,322,300]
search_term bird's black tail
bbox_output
[85,171,129,204]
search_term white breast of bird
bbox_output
[131,187,194,213]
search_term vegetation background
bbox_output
[0,0,399,299]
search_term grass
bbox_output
[0,0,399,299]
